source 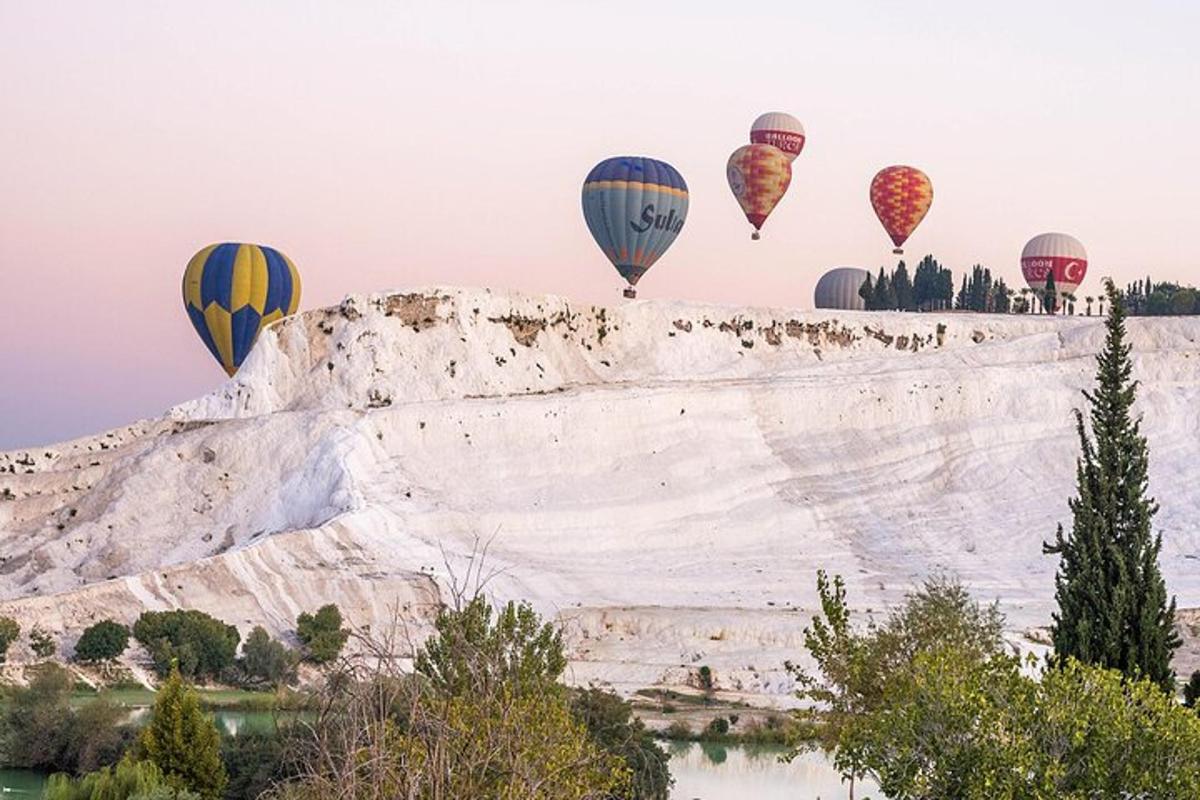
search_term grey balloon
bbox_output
[814,267,871,310]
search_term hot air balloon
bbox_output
[814,267,871,311]
[750,112,806,162]
[1021,233,1087,313]
[582,156,688,299]
[182,243,301,376]
[727,144,791,240]
[870,166,933,254]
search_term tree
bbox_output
[1085,296,1095,316]
[0,616,20,663]
[858,272,874,310]
[570,687,672,800]
[239,626,297,687]
[136,666,228,800]
[892,261,913,311]
[132,610,240,680]
[1184,670,1200,711]
[75,620,131,663]
[872,268,892,311]
[1043,271,1058,314]
[1044,280,1179,691]
[221,730,295,800]
[415,596,566,697]
[295,604,348,664]
[30,625,56,659]
[787,572,1004,795]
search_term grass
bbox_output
[67,687,303,711]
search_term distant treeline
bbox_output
[859,259,1199,316]
[859,256,1011,313]
[1125,277,1200,316]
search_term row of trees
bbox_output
[1125,276,1200,316]
[0,604,349,689]
[858,256,956,311]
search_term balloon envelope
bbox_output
[727,144,792,237]
[750,112,806,162]
[870,166,933,253]
[182,243,301,376]
[582,156,688,290]
[1021,233,1087,297]
[814,267,871,311]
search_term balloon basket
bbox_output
[893,247,903,255]
[751,231,761,241]
[623,287,637,300]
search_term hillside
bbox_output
[2,287,1198,699]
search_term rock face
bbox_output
[2,287,1199,699]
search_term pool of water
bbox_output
[668,742,879,800]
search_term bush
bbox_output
[75,620,131,663]
[570,687,672,800]
[236,627,298,688]
[132,610,239,680]
[295,605,348,665]
[697,665,714,692]
[272,597,629,800]
[0,663,135,775]
[0,616,20,663]
[662,721,693,740]
[30,626,56,659]
[703,717,730,738]
[43,755,200,800]
[220,730,294,800]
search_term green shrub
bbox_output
[703,717,730,738]
[295,605,348,665]
[662,721,693,740]
[76,620,131,663]
[43,755,199,800]
[236,626,298,688]
[570,687,672,800]
[30,626,56,659]
[132,610,239,680]
[0,616,20,663]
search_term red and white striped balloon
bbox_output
[750,112,805,162]
[1021,233,1088,297]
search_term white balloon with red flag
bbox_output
[1021,233,1088,299]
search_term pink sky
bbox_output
[2,1,1198,448]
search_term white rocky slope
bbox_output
[2,287,1198,700]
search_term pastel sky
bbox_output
[2,1,1198,448]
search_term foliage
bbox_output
[43,756,201,800]
[136,666,228,800]
[846,649,1200,798]
[76,620,131,663]
[220,730,295,800]
[1044,280,1179,691]
[272,597,629,800]
[702,718,729,737]
[415,596,566,697]
[236,626,298,688]
[294,605,348,665]
[0,616,20,663]
[1184,669,1200,710]
[30,625,57,659]
[0,663,134,774]
[1125,277,1200,316]
[133,611,240,681]
[787,570,1003,760]
[570,687,672,800]
[696,665,713,692]
[954,264,1011,313]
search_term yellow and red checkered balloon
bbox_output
[869,165,933,254]
[727,144,792,240]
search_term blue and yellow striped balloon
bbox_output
[182,243,301,376]
[582,157,688,298]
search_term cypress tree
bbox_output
[859,273,874,310]
[1044,280,1179,692]
[1044,272,1058,314]
[137,665,228,800]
